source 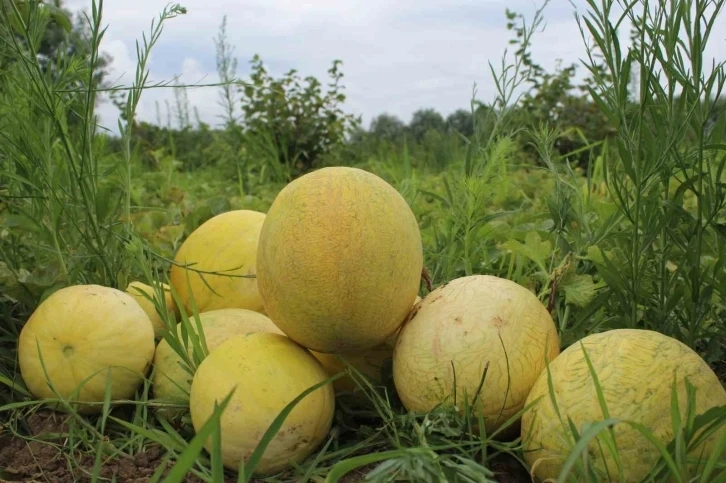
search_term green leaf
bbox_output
[44,3,73,32]
[501,231,552,272]
[560,273,598,308]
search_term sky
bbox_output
[60,0,726,135]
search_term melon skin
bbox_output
[169,210,266,315]
[256,166,423,354]
[521,328,726,482]
[18,284,156,414]
[311,296,420,394]
[392,275,560,434]
[189,332,335,475]
[152,308,283,415]
[311,331,398,394]
[126,280,179,338]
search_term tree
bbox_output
[408,108,445,142]
[1,0,112,106]
[369,113,405,142]
[239,54,360,176]
[446,109,474,138]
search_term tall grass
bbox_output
[573,0,726,356]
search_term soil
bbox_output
[0,410,203,483]
[0,410,529,483]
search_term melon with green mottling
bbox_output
[393,275,560,434]
[256,166,423,353]
[521,328,726,482]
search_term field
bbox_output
[1,0,726,482]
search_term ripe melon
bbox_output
[256,167,423,353]
[169,210,266,315]
[18,284,155,414]
[152,308,283,414]
[189,332,335,475]
[125,280,179,338]
[311,332,397,395]
[311,296,420,394]
[521,328,726,482]
[393,275,560,434]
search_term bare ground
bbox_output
[0,410,241,483]
[0,410,530,483]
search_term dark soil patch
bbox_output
[0,410,241,483]
[0,411,387,483]
[489,453,532,483]
[0,410,531,483]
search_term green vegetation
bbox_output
[1,0,725,481]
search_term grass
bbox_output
[0,0,725,482]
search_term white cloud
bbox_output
[63,0,726,135]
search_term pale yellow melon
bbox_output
[393,275,560,434]
[189,332,335,475]
[311,332,397,394]
[125,280,179,338]
[311,296,420,394]
[170,210,266,315]
[18,284,155,414]
[521,328,726,482]
[152,308,283,414]
[256,167,423,353]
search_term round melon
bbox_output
[126,280,179,338]
[311,296,420,394]
[169,210,266,315]
[152,308,283,414]
[311,332,397,395]
[189,332,335,475]
[393,275,560,434]
[521,328,726,482]
[256,166,423,353]
[18,284,156,413]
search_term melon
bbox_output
[17,284,155,413]
[521,328,726,482]
[393,275,560,434]
[126,280,179,338]
[311,296,420,394]
[189,332,335,475]
[311,332,397,395]
[152,308,283,414]
[169,210,266,315]
[256,166,423,353]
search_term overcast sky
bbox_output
[61,0,726,135]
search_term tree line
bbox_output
[1,0,624,179]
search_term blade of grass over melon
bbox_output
[580,340,624,479]
[159,389,236,483]
[237,373,344,482]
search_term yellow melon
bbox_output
[125,280,179,338]
[189,332,335,475]
[521,328,726,482]
[152,308,283,415]
[169,210,266,315]
[393,275,560,434]
[311,332,397,394]
[256,167,423,353]
[18,284,155,413]
[311,296,420,394]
